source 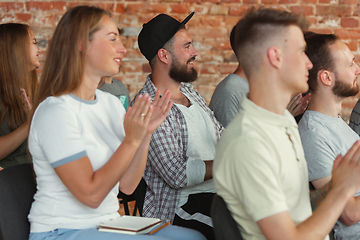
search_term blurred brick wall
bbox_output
[0,0,359,121]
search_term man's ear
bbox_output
[157,48,170,64]
[319,70,333,86]
[268,47,282,69]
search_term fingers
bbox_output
[342,140,360,163]
[152,90,161,107]
[143,105,153,125]
[332,154,343,171]
[287,94,301,113]
[130,94,152,120]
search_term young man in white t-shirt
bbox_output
[214,8,360,240]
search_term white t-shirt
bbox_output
[175,94,217,207]
[28,90,126,232]
[214,97,326,240]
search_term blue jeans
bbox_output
[29,225,206,240]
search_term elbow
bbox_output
[340,211,360,226]
[75,190,104,209]
[119,185,136,196]
[82,195,103,209]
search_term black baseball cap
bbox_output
[138,12,195,61]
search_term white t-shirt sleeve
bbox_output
[30,99,87,168]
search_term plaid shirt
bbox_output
[134,75,224,223]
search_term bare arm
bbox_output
[119,90,172,194]
[258,141,360,240]
[311,176,360,226]
[204,160,213,180]
[55,91,172,208]
[258,187,351,240]
[309,179,332,212]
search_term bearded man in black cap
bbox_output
[133,12,223,240]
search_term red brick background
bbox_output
[1,1,359,121]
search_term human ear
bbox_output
[157,49,170,64]
[268,47,282,69]
[319,70,333,86]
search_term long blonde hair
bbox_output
[33,5,110,112]
[0,23,37,131]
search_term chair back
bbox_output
[118,178,147,216]
[211,194,243,240]
[0,163,37,240]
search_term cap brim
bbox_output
[180,12,195,26]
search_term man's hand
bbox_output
[287,93,310,117]
[332,140,360,198]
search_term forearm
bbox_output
[310,178,360,226]
[310,181,332,211]
[118,133,151,194]
[204,160,213,180]
[296,187,352,240]
[340,196,360,226]
[0,122,29,160]
[56,138,141,208]
[260,187,352,240]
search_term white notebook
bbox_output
[98,216,162,235]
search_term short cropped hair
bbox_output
[229,25,237,57]
[233,8,309,78]
[304,32,338,93]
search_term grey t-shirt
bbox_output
[298,110,360,240]
[209,74,248,128]
[99,78,130,110]
[349,99,360,136]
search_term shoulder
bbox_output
[211,75,248,103]
[33,95,75,120]
[298,111,329,136]
[216,113,274,165]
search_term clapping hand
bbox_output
[287,93,311,117]
[20,88,31,113]
[123,94,153,145]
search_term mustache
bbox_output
[187,57,196,64]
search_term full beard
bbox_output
[169,57,198,83]
[332,74,359,98]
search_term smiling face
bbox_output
[28,29,40,71]
[85,15,126,79]
[330,40,360,98]
[281,25,313,94]
[167,29,198,83]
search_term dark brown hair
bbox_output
[304,32,338,93]
[0,23,37,130]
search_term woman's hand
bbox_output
[20,88,32,113]
[147,89,173,134]
[123,94,153,145]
